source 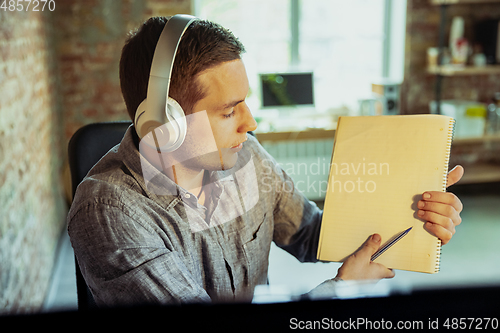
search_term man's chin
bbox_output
[219,148,239,171]
[186,150,238,171]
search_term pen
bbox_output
[371,227,413,261]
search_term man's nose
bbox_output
[237,102,257,133]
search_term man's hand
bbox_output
[336,234,396,281]
[418,165,464,245]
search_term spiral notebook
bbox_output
[317,115,455,273]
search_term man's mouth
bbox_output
[229,136,247,150]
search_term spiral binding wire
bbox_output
[442,118,455,192]
[435,238,442,273]
[435,118,456,273]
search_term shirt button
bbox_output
[184,193,191,199]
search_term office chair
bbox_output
[68,120,132,310]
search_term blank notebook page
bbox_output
[317,115,454,273]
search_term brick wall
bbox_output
[0,0,192,314]
[54,0,193,140]
[0,9,66,313]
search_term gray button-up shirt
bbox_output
[68,126,324,306]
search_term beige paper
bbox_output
[317,115,454,273]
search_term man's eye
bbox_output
[223,110,235,118]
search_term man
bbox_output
[68,16,464,306]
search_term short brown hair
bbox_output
[119,17,245,121]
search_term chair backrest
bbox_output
[68,121,132,310]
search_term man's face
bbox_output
[174,59,257,171]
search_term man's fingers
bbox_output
[446,165,464,187]
[362,234,396,279]
[417,200,462,226]
[421,191,463,213]
[358,233,382,257]
[377,265,396,279]
[419,210,456,233]
[338,233,396,281]
[424,222,454,245]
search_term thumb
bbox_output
[358,233,382,258]
[447,165,464,187]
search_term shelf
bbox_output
[458,163,500,184]
[256,131,500,143]
[254,129,500,184]
[427,65,500,76]
[255,128,336,142]
[432,0,500,4]
[453,134,500,145]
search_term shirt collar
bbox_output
[117,125,238,209]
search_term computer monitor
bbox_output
[260,72,314,108]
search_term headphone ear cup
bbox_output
[161,97,187,152]
[135,97,173,151]
[135,99,156,139]
[134,97,187,152]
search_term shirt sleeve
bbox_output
[271,166,324,263]
[304,277,344,300]
[68,199,212,307]
[249,138,324,263]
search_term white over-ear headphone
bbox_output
[134,14,198,152]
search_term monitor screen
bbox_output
[260,72,314,108]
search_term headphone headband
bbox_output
[135,14,197,142]
[149,14,197,105]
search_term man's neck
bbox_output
[169,164,205,197]
[140,145,208,203]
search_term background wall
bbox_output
[0,8,65,313]
[1,0,499,314]
[0,0,192,314]
[55,0,192,139]
[401,0,500,115]
[402,0,500,169]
